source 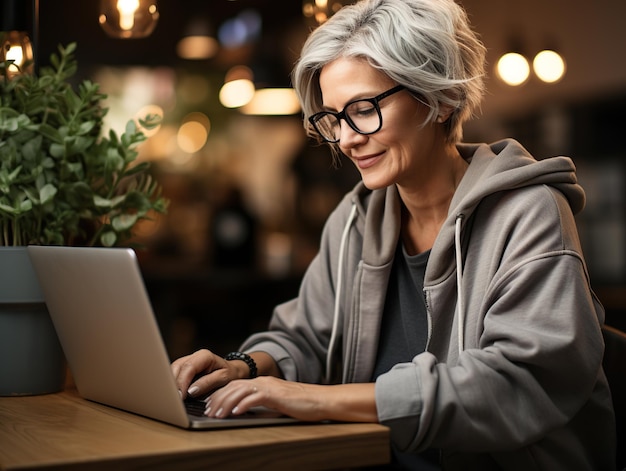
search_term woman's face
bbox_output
[318,57,447,190]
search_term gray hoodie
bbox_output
[241,139,616,469]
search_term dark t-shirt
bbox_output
[373,243,430,379]
[372,243,441,470]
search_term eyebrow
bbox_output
[320,89,388,112]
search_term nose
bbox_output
[337,120,367,149]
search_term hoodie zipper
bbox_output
[454,213,466,356]
[423,290,433,351]
[325,202,358,383]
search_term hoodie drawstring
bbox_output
[454,213,465,356]
[325,203,358,383]
[325,205,465,379]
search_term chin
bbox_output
[358,168,393,190]
[360,177,391,191]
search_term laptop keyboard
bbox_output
[184,398,207,417]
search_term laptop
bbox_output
[27,245,297,430]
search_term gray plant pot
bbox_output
[0,247,66,396]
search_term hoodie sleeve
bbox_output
[375,184,608,453]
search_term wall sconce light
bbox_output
[496,37,566,87]
[496,52,530,86]
[1,0,36,76]
[532,50,566,84]
[99,0,159,39]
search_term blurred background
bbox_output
[10,0,626,356]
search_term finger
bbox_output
[206,381,260,418]
[188,366,234,398]
[170,353,192,377]
[171,357,195,398]
[230,385,262,416]
[172,349,217,398]
[210,384,259,418]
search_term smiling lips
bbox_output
[353,152,383,170]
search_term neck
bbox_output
[399,148,467,255]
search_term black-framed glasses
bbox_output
[308,85,406,143]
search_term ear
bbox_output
[436,105,454,123]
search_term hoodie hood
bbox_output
[451,139,584,216]
[428,138,584,284]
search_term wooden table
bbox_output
[0,389,390,471]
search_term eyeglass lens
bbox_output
[313,100,381,142]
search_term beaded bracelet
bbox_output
[224,351,258,379]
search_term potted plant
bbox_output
[0,43,168,395]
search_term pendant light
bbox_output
[98,0,159,39]
[0,0,36,76]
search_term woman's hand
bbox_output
[171,349,242,399]
[205,376,323,421]
[205,377,378,423]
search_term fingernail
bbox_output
[232,406,239,414]
[215,407,223,417]
[188,386,199,396]
[178,389,182,398]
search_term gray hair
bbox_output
[292,0,487,144]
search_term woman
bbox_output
[172,0,616,468]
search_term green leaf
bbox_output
[1,197,34,215]
[125,119,137,136]
[105,147,123,171]
[39,184,57,205]
[8,165,23,182]
[43,227,65,246]
[93,195,112,208]
[112,213,138,232]
[110,195,126,208]
[64,42,77,55]
[0,202,18,215]
[65,161,84,176]
[21,135,42,161]
[23,187,39,204]
[63,181,92,207]
[38,123,63,143]
[138,113,162,130]
[50,143,65,158]
[77,120,96,136]
[0,107,20,119]
[121,191,151,213]
[38,75,55,88]
[71,135,94,154]
[107,129,119,145]
[19,199,33,212]
[100,230,117,247]
[0,116,22,133]
[49,53,60,70]
[122,162,150,176]
[41,157,55,169]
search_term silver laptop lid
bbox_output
[27,246,190,427]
